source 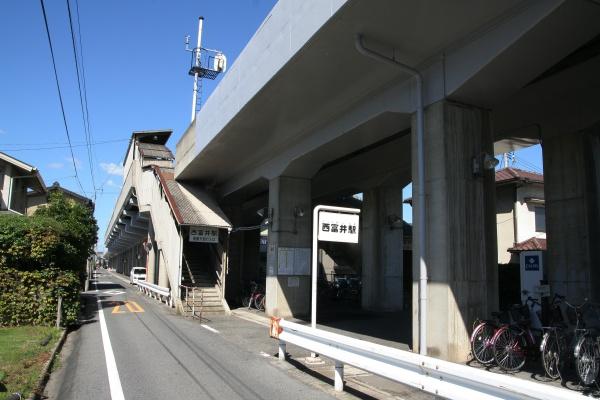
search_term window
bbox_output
[535,207,546,233]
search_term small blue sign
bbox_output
[525,255,540,271]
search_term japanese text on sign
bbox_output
[318,211,359,243]
[189,226,219,243]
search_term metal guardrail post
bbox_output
[192,288,195,318]
[334,361,344,392]
[278,341,286,361]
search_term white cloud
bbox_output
[106,179,121,188]
[48,162,64,169]
[100,162,124,176]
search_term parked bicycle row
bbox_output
[470,291,600,387]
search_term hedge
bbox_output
[0,267,80,326]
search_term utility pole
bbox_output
[190,17,204,122]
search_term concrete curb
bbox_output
[28,328,68,400]
[231,308,271,327]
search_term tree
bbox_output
[33,191,98,271]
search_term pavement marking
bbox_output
[96,283,125,400]
[104,290,126,295]
[125,301,144,313]
[200,324,219,333]
[111,304,126,314]
[259,351,271,358]
[111,301,144,314]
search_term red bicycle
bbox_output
[492,297,542,371]
[242,281,265,311]
[470,311,509,365]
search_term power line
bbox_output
[66,0,97,199]
[74,0,99,187]
[1,138,128,152]
[39,0,87,196]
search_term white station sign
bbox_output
[317,211,359,243]
[189,226,219,243]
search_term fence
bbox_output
[136,281,172,307]
[270,318,583,400]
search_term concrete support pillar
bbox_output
[223,204,244,304]
[411,100,497,362]
[158,247,169,288]
[543,126,600,302]
[266,176,312,318]
[146,222,157,285]
[361,185,404,311]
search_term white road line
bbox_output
[200,324,219,333]
[96,281,125,400]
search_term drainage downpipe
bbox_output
[355,34,428,355]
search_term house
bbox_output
[0,152,46,215]
[27,181,94,215]
[495,167,546,308]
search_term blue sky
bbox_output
[1,0,277,249]
[1,1,544,246]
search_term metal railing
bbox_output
[181,253,196,285]
[180,284,202,319]
[137,281,172,307]
[270,318,583,400]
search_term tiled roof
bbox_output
[509,237,547,252]
[496,167,543,184]
[153,167,231,228]
[138,143,174,160]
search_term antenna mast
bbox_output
[185,17,227,123]
[191,17,203,122]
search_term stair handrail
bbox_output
[208,243,223,289]
[180,284,202,319]
[181,253,196,285]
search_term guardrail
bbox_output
[136,281,172,307]
[269,318,583,400]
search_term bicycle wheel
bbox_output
[493,327,527,371]
[242,296,250,308]
[471,322,496,365]
[541,331,562,380]
[257,295,265,311]
[575,335,600,386]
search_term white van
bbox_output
[129,267,146,285]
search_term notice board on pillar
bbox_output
[278,247,310,275]
[189,226,219,243]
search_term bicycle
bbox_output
[492,296,543,372]
[573,302,600,386]
[539,293,568,380]
[242,281,265,311]
[470,310,510,365]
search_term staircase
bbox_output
[181,245,228,317]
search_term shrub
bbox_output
[0,215,64,270]
[0,267,80,326]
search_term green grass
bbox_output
[0,326,61,400]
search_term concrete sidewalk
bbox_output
[229,307,433,400]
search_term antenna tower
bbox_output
[185,17,227,122]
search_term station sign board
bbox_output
[317,211,359,243]
[189,226,219,243]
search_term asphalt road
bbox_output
[45,270,337,400]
